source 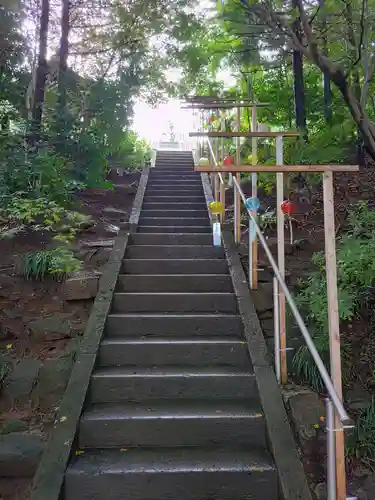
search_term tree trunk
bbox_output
[320,0,332,123]
[292,0,307,136]
[56,0,70,147]
[31,0,50,138]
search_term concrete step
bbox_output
[112,292,238,314]
[99,337,250,367]
[117,273,231,292]
[137,226,211,234]
[105,313,243,337]
[148,179,201,184]
[130,233,212,245]
[65,448,277,500]
[90,366,257,403]
[148,173,199,178]
[139,217,210,226]
[140,209,209,218]
[145,189,202,196]
[79,401,265,448]
[143,195,206,203]
[142,202,207,211]
[121,259,228,274]
[125,245,223,259]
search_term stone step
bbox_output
[112,292,238,314]
[139,217,210,226]
[145,189,202,196]
[99,337,250,367]
[140,209,209,218]
[148,178,201,183]
[137,226,211,234]
[90,367,257,403]
[143,195,206,202]
[125,245,223,259]
[65,448,277,500]
[79,401,265,448]
[121,259,227,274]
[105,314,243,337]
[148,173,199,178]
[117,273,231,292]
[142,202,207,211]
[130,233,212,245]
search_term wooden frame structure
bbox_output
[186,97,357,500]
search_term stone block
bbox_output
[32,356,74,412]
[0,433,44,477]
[64,272,100,301]
[4,359,41,402]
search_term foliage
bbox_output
[3,197,93,244]
[346,401,375,469]
[293,202,375,389]
[16,248,81,281]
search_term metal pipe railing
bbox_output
[196,126,354,500]
[232,175,351,426]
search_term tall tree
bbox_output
[292,0,307,133]
[31,0,50,137]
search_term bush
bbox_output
[293,201,375,389]
[16,248,81,281]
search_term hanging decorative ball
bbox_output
[245,197,260,212]
[209,201,224,215]
[199,157,209,166]
[247,154,258,165]
[280,200,295,215]
[208,115,215,123]
[223,156,235,166]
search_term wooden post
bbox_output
[220,181,225,223]
[276,136,287,384]
[234,106,241,243]
[323,171,346,500]
[250,105,258,289]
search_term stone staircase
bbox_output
[64,150,278,499]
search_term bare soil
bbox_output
[0,171,140,500]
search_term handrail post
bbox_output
[250,105,258,289]
[273,276,281,384]
[276,136,287,384]
[326,398,336,500]
[323,171,346,500]
[234,106,241,243]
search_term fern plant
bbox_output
[16,248,81,282]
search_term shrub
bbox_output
[16,248,81,281]
[293,201,375,389]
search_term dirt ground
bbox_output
[0,171,140,500]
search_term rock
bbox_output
[358,473,375,500]
[346,384,372,411]
[288,391,326,454]
[89,248,112,267]
[261,318,274,338]
[81,239,114,248]
[103,207,128,215]
[103,223,120,236]
[1,419,28,435]
[64,271,100,300]
[0,433,44,477]
[251,282,273,314]
[314,482,327,500]
[4,359,41,402]
[2,308,22,320]
[32,355,74,412]
[28,316,73,341]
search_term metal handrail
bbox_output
[206,138,224,185]
[232,176,351,426]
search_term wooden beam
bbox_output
[276,136,287,385]
[190,131,300,137]
[323,171,346,500]
[250,106,258,290]
[234,106,241,244]
[182,103,269,110]
[195,164,359,173]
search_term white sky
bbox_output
[133,69,236,143]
